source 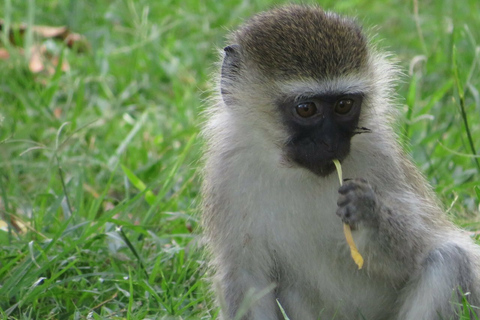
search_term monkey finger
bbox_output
[339,178,372,194]
[338,183,359,194]
[337,194,350,206]
[336,204,359,224]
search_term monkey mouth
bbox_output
[282,152,341,177]
[284,142,350,177]
[309,160,339,177]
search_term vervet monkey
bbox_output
[201,5,480,320]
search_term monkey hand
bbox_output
[336,178,379,228]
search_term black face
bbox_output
[278,93,363,176]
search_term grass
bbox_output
[0,0,479,318]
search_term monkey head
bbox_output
[219,5,390,177]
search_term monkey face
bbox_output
[278,92,363,176]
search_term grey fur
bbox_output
[233,6,368,79]
[202,5,480,320]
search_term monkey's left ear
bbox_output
[221,44,241,100]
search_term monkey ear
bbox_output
[223,44,239,54]
[221,44,241,100]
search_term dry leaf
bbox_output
[32,25,68,38]
[1,20,88,50]
[0,48,10,59]
[54,107,63,119]
[29,45,44,73]
[0,20,88,79]
[27,45,70,74]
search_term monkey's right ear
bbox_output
[223,45,239,54]
[221,44,241,99]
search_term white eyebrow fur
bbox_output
[277,74,373,97]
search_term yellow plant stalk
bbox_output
[333,159,364,270]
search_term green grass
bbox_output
[0,0,479,318]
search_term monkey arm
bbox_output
[336,178,479,319]
[336,178,432,276]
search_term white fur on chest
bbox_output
[212,128,397,319]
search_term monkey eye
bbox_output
[295,102,317,118]
[334,99,354,115]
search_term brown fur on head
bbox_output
[231,5,368,80]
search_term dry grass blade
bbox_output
[333,159,364,270]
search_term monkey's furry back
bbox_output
[201,5,480,320]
